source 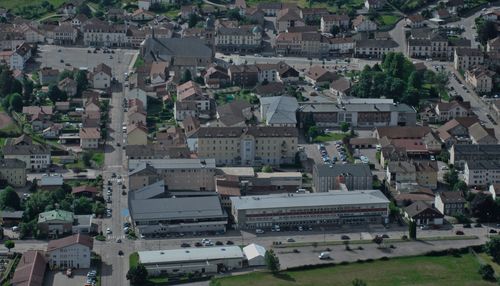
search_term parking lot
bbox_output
[33,45,136,78]
[44,269,90,286]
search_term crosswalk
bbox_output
[106,234,126,240]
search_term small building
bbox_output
[58,77,77,97]
[216,100,253,127]
[127,123,148,145]
[404,201,444,226]
[46,233,93,269]
[72,186,99,198]
[454,48,484,71]
[90,63,112,90]
[434,191,466,216]
[79,127,100,149]
[138,246,244,276]
[465,66,495,93]
[38,209,74,237]
[39,174,64,190]
[243,243,266,266]
[0,158,26,187]
[0,210,24,227]
[305,66,338,85]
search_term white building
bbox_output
[90,63,112,90]
[243,243,266,266]
[138,247,244,276]
[464,160,500,187]
[3,144,51,171]
[46,233,93,269]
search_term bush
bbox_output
[478,264,495,281]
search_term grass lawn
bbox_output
[133,55,145,69]
[129,252,139,268]
[213,254,495,286]
[91,152,104,168]
[314,132,348,142]
[377,14,400,26]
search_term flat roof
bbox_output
[129,158,216,171]
[218,167,255,177]
[231,190,389,210]
[138,246,244,264]
[256,172,302,178]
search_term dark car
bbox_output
[456,230,464,235]
[226,240,234,245]
[215,241,223,246]
[118,250,124,256]
[474,223,482,227]
[382,234,390,239]
[341,235,350,240]
[490,229,498,234]
[181,243,190,248]
[463,223,471,228]
[195,242,202,247]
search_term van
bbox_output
[319,252,331,260]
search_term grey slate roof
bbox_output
[189,126,298,138]
[260,96,298,125]
[3,144,50,156]
[465,160,500,170]
[141,37,212,62]
[0,158,26,169]
[314,163,372,178]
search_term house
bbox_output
[313,163,373,192]
[386,160,438,189]
[276,61,299,82]
[3,144,51,171]
[38,209,74,237]
[90,63,112,89]
[320,14,350,33]
[58,77,77,97]
[468,122,497,144]
[55,101,70,112]
[149,61,169,85]
[414,160,439,189]
[39,67,60,85]
[204,66,230,88]
[374,126,432,140]
[487,37,500,53]
[454,48,484,71]
[406,14,425,28]
[305,66,338,85]
[330,77,351,97]
[71,13,88,27]
[0,210,24,227]
[436,116,480,146]
[228,64,259,87]
[216,100,253,127]
[0,42,32,71]
[434,101,472,122]
[465,66,495,93]
[72,186,99,198]
[128,105,147,125]
[22,105,54,131]
[352,15,377,32]
[275,8,304,32]
[12,250,46,286]
[365,0,384,9]
[434,191,466,216]
[46,233,93,269]
[53,23,77,45]
[259,96,298,127]
[464,160,500,186]
[451,144,500,168]
[257,2,296,16]
[354,39,398,58]
[404,201,444,225]
[254,82,285,97]
[79,127,100,149]
[243,243,266,266]
[0,159,26,187]
[435,9,450,20]
[131,8,156,21]
[127,123,148,145]
[39,174,64,190]
[180,5,198,19]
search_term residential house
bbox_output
[436,116,480,146]
[355,39,398,58]
[204,66,230,88]
[128,104,147,125]
[79,127,100,149]
[187,127,298,166]
[465,66,495,93]
[464,160,500,186]
[127,123,148,145]
[326,37,356,54]
[0,42,32,71]
[406,14,425,28]
[43,124,63,139]
[90,63,112,89]
[257,2,296,16]
[22,106,54,131]
[300,8,329,23]
[3,144,51,171]
[0,159,26,187]
[450,144,500,168]
[46,233,93,269]
[216,100,253,127]
[71,13,88,27]
[175,81,211,118]
[468,122,497,144]
[305,66,338,85]
[12,251,46,286]
[276,61,299,82]
[414,160,439,189]
[131,8,156,21]
[254,82,285,97]
[404,201,444,225]
[38,209,74,236]
[435,191,466,216]
[259,96,298,127]
[58,77,78,97]
[313,163,373,192]
[276,8,304,32]
[39,67,60,85]
[320,14,350,33]
[386,160,438,189]
[365,0,385,10]
[454,48,484,71]
[149,61,169,85]
[215,26,262,53]
[228,64,259,87]
[435,9,450,20]
[53,23,77,45]
[352,15,377,32]
[180,5,198,19]
[434,101,472,122]
[72,186,99,198]
[330,77,351,97]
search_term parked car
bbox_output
[341,235,350,240]
[319,252,331,260]
[66,268,73,277]
[456,230,464,235]
[181,243,190,247]
[287,238,295,242]
[226,240,234,245]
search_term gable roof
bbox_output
[468,122,497,143]
[404,201,443,218]
[47,233,93,251]
[38,209,74,223]
[375,126,432,139]
[72,185,99,195]
[217,100,252,126]
[11,250,46,286]
[260,96,298,125]
[79,127,101,139]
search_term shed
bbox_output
[243,243,266,266]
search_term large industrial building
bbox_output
[138,246,244,276]
[230,190,389,229]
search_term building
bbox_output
[0,159,26,187]
[228,64,259,87]
[138,246,244,275]
[243,243,266,266]
[468,122,497,144]
[3,144,51,171]
[128,159,216,191]
[275,8,304,32]
[83,20,127,47]
[46,233,93,269]
[406,14,425,28]
[464,160,500,186]
[79,127,100,149]
[187,127,298,166]
[90,63,112,89]
[305,66,338,85]
[354,39,398,58]
[12,250,46,286]
[230,190,390,229]
[434,101,472,122]
[127,123,148,145]
[450,144,500,168]
[129,192,227,235]
[214,26,262,53]
[53,23,77,45]
[320,14,350,33]
[465,66,495,93]
[404,201,443,225]
[58,77,78,97]
[39,67,60,85]
[454,48,484,71]
[352,15,377,32]
[365,0,384,10]
[217,100,253,127]
[434,191,466,216]
[38,209,74,236]
[313,164,373,192]
[259,96,298,127]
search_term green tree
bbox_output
[478,264,495,281]
[341,122,350,133]
[0,187,21,210]
[82,152,92,167]
[477,20,497,45]
[22,79,34,103]
[77,4,92,17]
[307,125,322,141]
[180,69,192,84]
[8,93,23,112]
[352,279,367,286]
[437,149,449,163]
[408,71,423,89]
[58,70,74,81]
[92,201,106,216]
[227,8,241,21]
[4,240,14,252]
[453,181,468,194]
[265,250,280,273]
[47,84,67,103]
[409,220,417,240]
[330,25,340,36]
[444,168,459,186]
[74,70,88,94]
[261,165,273,173]
[126,263,148,285]
[188,13,199,28]
[73,197,92,215]
[486,237,500,263]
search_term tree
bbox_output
[22,79,34,103]
[47,84,66,103]
[443,168,458,187]
[330,25,340,36]
[77,4,92,17]
[478,264,495,281]
[82,152,92,167]
[227,8,241,21]
[409,220,417,240]
[408,71,423,89]
[486,237,500,263]
[453,181,468,194]
[75,70,88,94]
[261,165,273,173]
[352,279,367,286]
[477,20,497,45]
[73,197,92,214]
[126,263,148,285]
[188,13,199,28]
[4,240,14,252]
[8,93,23,112]
[0,187,21,210]
[437,149,449,163]
[307,125,322,141]
[58,70,74,81]
[180,69,192,84]
[92,201,106,216]
[194,76,205,85]
[265,250,280,273]
[341,122,350,133]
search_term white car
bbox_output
[255,229,264,234]
[106,228,112,234]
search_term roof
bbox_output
[436,101,471,112]
[218,167,255,177]
[260,96,298,125]
[375,126,432,139]
[127,122,148,135]
[11,250,46,286]
[254,82,285,95]
[130,195,226,221]
[408,14,424,22]
[465,160,500,170]
[453,144,500,156]
[306,66,337,82]
[437,191,466,203]
[217,100,252,126]
[231,190,389,210]
[330,77,351,92]
[138,246,243,264]
[141,37,212,62]
[388,161,416,173]
[352,15,375,28]
[72,185,99,195]
[314,163,372,178]
[126,144,190,159]
[404,201,443,217]
[468,122,496,142]
[455,47,483,57]
[1,210,24,219]
[129,159,216,173]
[79,127,100,139]
[189,126,298,138]
[3,144,50,156]
[0,158,26,169]
[322,14,350,22]
[130,180,165,200]
[437,117,479,133]
[243,243,266,260]
[47,233,93,251]
[277,8,302,21]
[93,63,112,76]
[38,209,73,223]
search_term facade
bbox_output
[352,15,377,32]
[187,127,298,166]
[464,160,500,186]
[404,201,443,225]
[454,48,484,71]
[434,191,466,216]
[91,63,112,90]
[83,21,127,47]
[215,26,262,53]
[46,233,93,269]
[138,247,243,275]
[79,127,100,149]
[354,39,398,58]
[276,8,304,32]
[320,14,350,33]
[38,210,74,237]
[243,243,266,266]
[434,101,472,122]
[313,164,373,192]
[0,159,26,187]
[450,144,500,168]
[465,66,495,93]
[3,144,51,171]
[230,190,390,229]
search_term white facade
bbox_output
[4,153,51,171]
[92,71,111,89]
[47,243,91,269]
[464,161,500,187]
[243,244,266,266]
[354,19,377,32]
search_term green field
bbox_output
[0,0,65,9]
[245,0,364,11]
[377,14,400,26]
[212,254,496,286]
[314,132,347,142]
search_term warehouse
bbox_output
[230,190,390,229]
[138,246,244,276]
